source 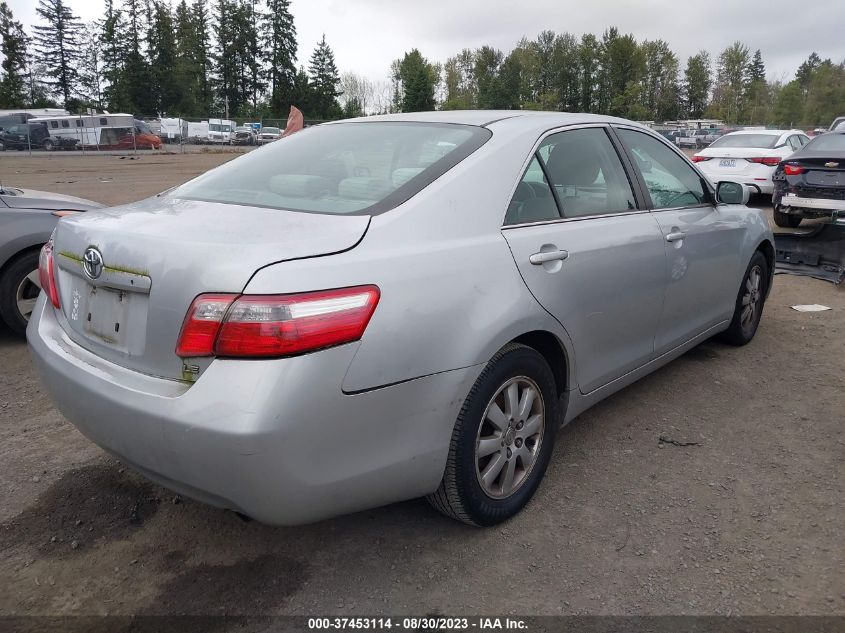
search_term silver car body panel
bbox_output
[29,111,775,524]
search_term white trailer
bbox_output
[186,121,209,143]
[157,117,188,143]
[29,113,135,147]
[207,118,236,143]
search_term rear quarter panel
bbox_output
[244,123,578,394]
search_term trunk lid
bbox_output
[52,195,370,380]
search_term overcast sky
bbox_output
[8,0,845,87]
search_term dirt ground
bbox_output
[0,152,843,622]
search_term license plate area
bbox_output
[83,285,130,348]
[806,171,844,187]
[719,159,736,168]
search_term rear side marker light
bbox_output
[783,164,806,175]
[176,286,380,359]
[38,239,61,309]
[748,157,781,167]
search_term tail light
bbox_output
[692,155,710,163]
[747,157,781,167]
[176,285,380,358]
[38,239,61,309]
[783,163,806,176]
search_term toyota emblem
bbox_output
[83,247,104,279]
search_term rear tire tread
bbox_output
[426,343,543,526]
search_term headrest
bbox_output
[545,140,601,186]
[337,177,392,201]
[391,167,425,187]
[269,174,330,198]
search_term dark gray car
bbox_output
[0,185,103,336]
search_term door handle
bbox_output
[665,231,686,243]
[529,249,569,265]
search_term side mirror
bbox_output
[716,181,750,205]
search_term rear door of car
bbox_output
[502,125,667,394]
[614,126,744,354]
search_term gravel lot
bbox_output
[0,152,843,620]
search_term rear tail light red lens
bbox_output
[176,286,380,359]
[783,164,806,175]
[175,294,236,357]
[748,157,781,167]
[692,155,710,162]
[38,239,61,309]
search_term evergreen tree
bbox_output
[578,33,599,112]
[191,0,212,113]
[262,0,297,116]
[795,52,821,93]
[473,46,504,109]
[744,49,768,124]
[122,0,154,113]
[79,22,105,108]
[398,48,436,113]
[212,0,239,115]
[31,0,83,108]
[683,51,711,118]
[0,2,29,108]
[308,34,341,118]
[148,2,179,114]
[710,42,749,123]
[100,0,128,110]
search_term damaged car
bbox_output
[28,112,774,526]
[772,130,845,227]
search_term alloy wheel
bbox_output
[15,268,41,322]
[475,376,545,499]
[741,264,762,330]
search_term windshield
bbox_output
[135,120,152,134]
[261,127,281,134]
[709,133,779,149]
[806,134,845,151]
[172,122,491,215]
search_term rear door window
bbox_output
[617,128,709,209]
[541,127,636,218]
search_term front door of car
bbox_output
[615,127,744,354]
[502,126,667,394]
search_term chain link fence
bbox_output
[0,114,331,158]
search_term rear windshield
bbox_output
[806,133,845,151]
[709,134,779,149]
[172,122,491,215]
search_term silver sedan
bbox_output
[28,112,774,526]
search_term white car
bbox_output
[693,129,810,195]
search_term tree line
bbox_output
[0,0,843,127]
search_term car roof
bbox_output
[332,110,649,133]
[724,129,796,136]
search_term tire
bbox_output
[42,139,54,151]
[719,251,769,346]
[0,250,42,338]
[0,141,5,151]
[773,205,802,228]
[427,343,559,526]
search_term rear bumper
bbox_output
[700,165,774,194]
[779,193,845,215]
[27,297,480,524]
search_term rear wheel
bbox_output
[719,251,768,346]
[42,138,54,151]
[773,205,802,228]
[0,250,42,338]
[427,343,558,526]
